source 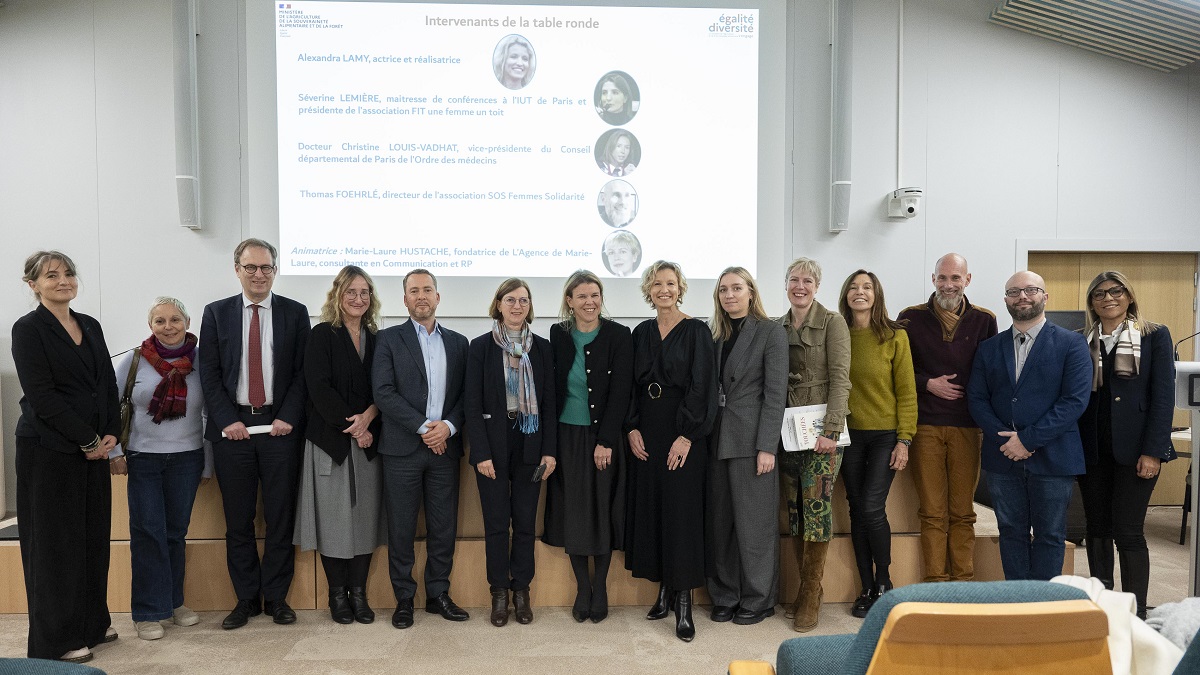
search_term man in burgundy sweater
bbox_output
[898,253,997,581]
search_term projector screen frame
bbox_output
[245,0,790,322]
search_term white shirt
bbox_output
[236,293,275,406]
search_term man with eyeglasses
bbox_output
[967,270,1091,581]
[371,268,471,629]
[199,238,312,629]
[898,253,997,583]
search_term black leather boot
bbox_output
[348,587,374,624]
[1118,548,1151,619]
[647,583,672,620]
[1085,538,1115,590]
[328,587,353,624]
[674,589,695,642]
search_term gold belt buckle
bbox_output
[648,382,662,400]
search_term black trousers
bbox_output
[16,436,111,659]
[475,424,542,591]
[213,413,302,602]
[842,429,898,589]
[382,450,461,600]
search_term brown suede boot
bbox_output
[792,540,829,632]
[785,537,806,619]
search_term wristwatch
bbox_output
[897,439,912,447]
[822,431,839,441]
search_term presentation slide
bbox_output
[275,1,760,279]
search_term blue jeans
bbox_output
[127,449,204,621]
[984,467,1074,581]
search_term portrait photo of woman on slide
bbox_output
[594,71,639,125]
[601,231,642,277]
[493,35,536,90]
[594,130,640,177]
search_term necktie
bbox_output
[249,304,266,408]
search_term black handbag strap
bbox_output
[122,348,141,404]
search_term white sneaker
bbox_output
[136,621,165,640]
[60,647,92,663]
[173,605,200,627]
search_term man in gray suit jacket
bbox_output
[373,269,470,629]
[706,271,789,626]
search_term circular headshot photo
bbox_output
[602,230,642,277]
[493,35,535,90]
[597,179,638,228]
[594,71,640,126]
[594,129,640,177]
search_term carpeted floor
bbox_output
[0,506,1190,674]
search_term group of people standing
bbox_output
[12,242,1176,664]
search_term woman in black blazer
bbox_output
[466,278,557,628]
[543,270,633,624]
[12,251,120,663]
[1077,270,1175,619]
[294,266,384,625]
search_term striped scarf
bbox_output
[1085,320,1141,391]
[491,320,539,433]
[140,333,197,423]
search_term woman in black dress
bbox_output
[466,278,557,627]
[544,270,634,624]
[625,260,717,642]
[13,251,120,663]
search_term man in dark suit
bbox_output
[199,238,311,629]
[967,270,1091,581]
[373,269,470,629]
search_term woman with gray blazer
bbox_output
[706,267,788,626]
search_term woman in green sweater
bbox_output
[838,270,917,618]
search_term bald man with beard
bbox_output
[898,254,997,582]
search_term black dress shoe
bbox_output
[329,587,353,624]
[647,583,673,620]
[732,606,775,625]
[512,589,533,625]
[489,587,509,627]
[572,589,591,623]
[589,583,608,624]
[348,587,374,624]
[710,605,737,622]
[851,588,873,618]
[222,599,262,630]
[391,598,414,629]
[264,599,297,625]
[675,589,695,642]
[426,592,470,621]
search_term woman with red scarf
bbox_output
[110,297,211,641]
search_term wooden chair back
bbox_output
[865,598,1112,674]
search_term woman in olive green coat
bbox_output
[776,257,851,632]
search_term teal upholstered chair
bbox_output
[774,580,1093,675]
[0,658,106,674]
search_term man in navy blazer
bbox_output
[967,270,1091,581]
[372,269,470,629]
[199,238,311,629]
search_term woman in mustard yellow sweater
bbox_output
[838,270,917,619]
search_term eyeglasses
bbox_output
[1090,286,1127,301]
[239,264,276,276]
[502,297,530,307]
[1004,286,1044,298]
[343,289,371,300]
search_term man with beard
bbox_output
[373,269,471,628]
[967,270,1091,580]
[898,254,997,582]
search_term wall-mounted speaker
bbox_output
[173,0,201,229]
